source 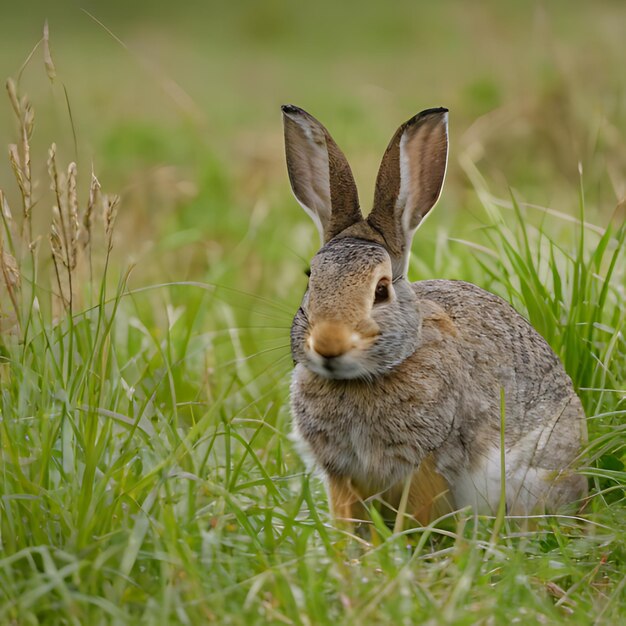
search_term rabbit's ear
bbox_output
[282,105,362,243]
[368,108,448,276]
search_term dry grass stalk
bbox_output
[6,79,20,118]
[0,233,20,328]
[0,176,20,330]
[0,186,18,281]
[1,245,20,291]
[49,219,64,266]
[48,145,75,310]
[20,100,34,221]
[66,162,79,271]
[82,171,100,251]
[0,189,13,226]
[8,145,25,205]
[43,21,57,83]
[6,80,34,243]
[82,171,101,289]
[103,194,120,251]
[49,209,68,309]
[47,144,70,266]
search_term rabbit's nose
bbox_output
[308,321,355,358]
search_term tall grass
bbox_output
[0,56,625,626]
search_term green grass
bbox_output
[1,2,625,624]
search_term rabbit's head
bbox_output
[283,105,448,380]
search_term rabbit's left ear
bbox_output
[282,105,363,243]
[368,108,448,277]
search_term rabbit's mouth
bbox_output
[304,349,374,380]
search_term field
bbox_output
[0,1,625,624]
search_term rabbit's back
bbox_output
[412,278,580,436]
[412,279,587,510]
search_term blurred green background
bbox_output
[1,0,624,294]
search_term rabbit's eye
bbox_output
[374,280,390,304]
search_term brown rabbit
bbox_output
[282,105,587,526]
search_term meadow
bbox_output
[0,1,624,623]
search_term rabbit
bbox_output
[282,104,588,526]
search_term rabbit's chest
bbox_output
[291,371,422,491]
[312,412,414,492]
[342,420,413,490]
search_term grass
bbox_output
[0,2,625,624]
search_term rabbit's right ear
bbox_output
[368,108,449,277]
[282,105,363,243]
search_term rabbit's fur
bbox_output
[282,105,587,525]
